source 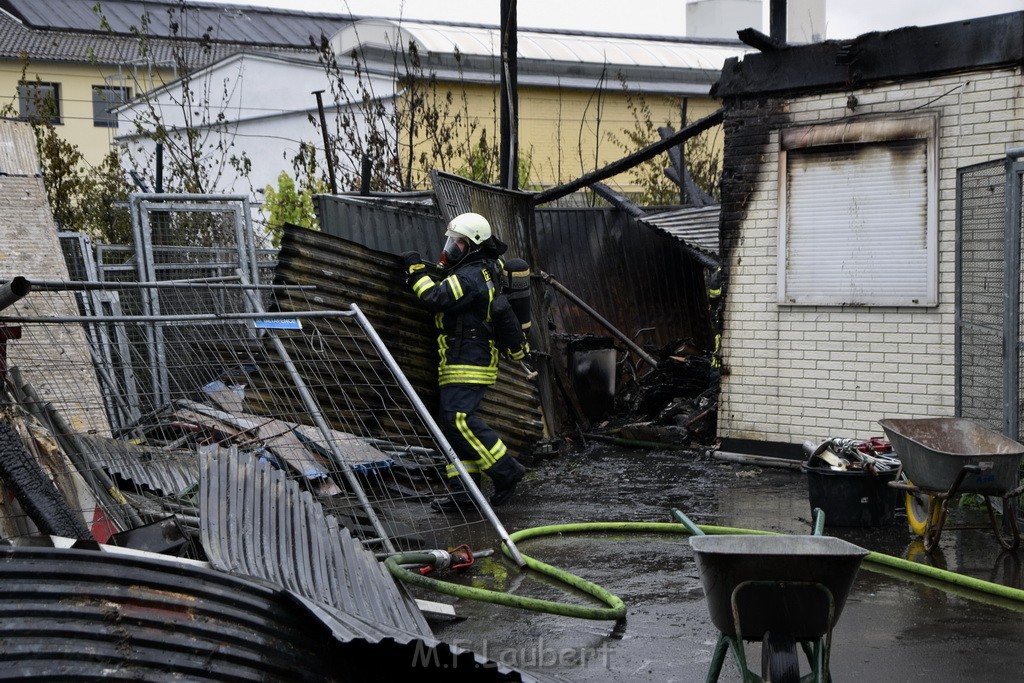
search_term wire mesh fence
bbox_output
[0,280,505,560]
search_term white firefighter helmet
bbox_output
[440,212,492,267]
[445,212,492,245]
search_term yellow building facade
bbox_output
[332,19,746,199]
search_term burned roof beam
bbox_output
[737,28,784,52]
[533,109,724,206]
[659,125,716,207]
[590,182,645,218]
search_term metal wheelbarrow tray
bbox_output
[689,534,868,683]
[879,417,1024,552]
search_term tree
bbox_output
[263,169,327,247]
[605,78,721,206]
[311,33,532,192]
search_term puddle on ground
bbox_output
[425,444,1024,681]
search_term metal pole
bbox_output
[350,303,526,567]
[234,272,395,553]
[0,277,31,312]
[0,310,359,325]
[155,143,164,193]
[23,279,313,292]
[499,0,519,190]
[769,0,787,44]
[540,270,660,370]
[360,155,372,196]
[312,90,338,195]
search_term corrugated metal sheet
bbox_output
[78,434,199,497]
[198,445,433,637]
[535,208,713,351]
[639,205,721,256]
[274,224,545,458]
[0,545,355,680]
[317,194,443,258]
[0,545,538,680]
[2,0,354,48]
[0,120,41,176]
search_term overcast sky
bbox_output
[201,0,1024,39]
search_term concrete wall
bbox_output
[718,66,1024,444]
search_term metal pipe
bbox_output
[0,277,31,312]
[350,302,526,568]
[539,270,660,370]
[21,279,312,292]
[313,90,338,195]
[0,310,356,324]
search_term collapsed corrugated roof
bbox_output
[198,446,432,636]
[639,205,721,257]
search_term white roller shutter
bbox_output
[779,135,936,306]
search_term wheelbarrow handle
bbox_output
[671,509,705,536]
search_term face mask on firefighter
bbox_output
[440,235,468,267]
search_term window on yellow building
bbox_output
[93,86,131,128]
[18,82,61,125]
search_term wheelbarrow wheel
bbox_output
[761,631,800,683]
[905,485,940,538]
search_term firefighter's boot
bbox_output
[487,455,526,506]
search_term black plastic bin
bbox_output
[801,462,899,527]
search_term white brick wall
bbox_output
[720,67,1024,445]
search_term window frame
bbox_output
[17,81,62,125]
[777,114,939,307]
[92,85,131,128]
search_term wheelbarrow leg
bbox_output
[922,496,946,554]
[704,634,729,683]
[985,496,1021,551]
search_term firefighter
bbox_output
[402,212,529,512]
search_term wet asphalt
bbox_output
[426,444,1024,681]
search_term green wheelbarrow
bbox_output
[674,509,868,683]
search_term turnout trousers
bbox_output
[438,384,508,480]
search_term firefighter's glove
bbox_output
[402,251,423,273]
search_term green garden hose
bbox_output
[385,520,1024,622]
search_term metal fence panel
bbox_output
[956,159,1010,434]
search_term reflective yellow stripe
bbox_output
[446,462,480,478]
[456,412,498,468]
[489,440,507,460]
[412,275,433,297]
[439,366,498,385]
[446,274,463,300]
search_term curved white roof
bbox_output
[332,19,750,72]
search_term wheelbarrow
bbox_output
[675,509,868,683]
[879,417,1024,553]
